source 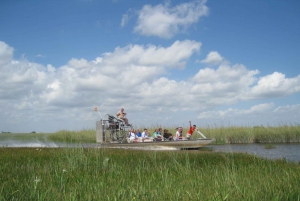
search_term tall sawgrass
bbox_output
[0,148,299,200]
[0,132,49,142]
[4,124,299,144]
[131,124,300,144]
[47,129,95,143]
[195,124,300,144]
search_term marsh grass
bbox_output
[0,132,50,142]
[3,125,300,144]
[138,124,300,144]
[0,148,299,200]
[47,129,95,143]
[194,125,300,144]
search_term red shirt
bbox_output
[187,126,195,135]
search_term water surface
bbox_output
[208,144,300,163]
[1,139,299,163]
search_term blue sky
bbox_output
[0,0,300,132]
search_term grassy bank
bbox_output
[0,148,299,200]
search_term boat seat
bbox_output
[107,114,125,129]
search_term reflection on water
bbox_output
[208,144,300,163]
[1,140,299,163]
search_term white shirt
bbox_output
[129,132,136,141]
[141,131,148,138]
[176,131,182,139]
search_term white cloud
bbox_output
[197,103,276,120]
[248,72,300,98]
[134,0,209,38]
[0,40,300,132]
[191,64,260,106]
[121,14,129,27]
[200,51,225,65]
[102,40,201,69]
[274,104,300,119]
[0,41,14,66]
[196,102,300,126]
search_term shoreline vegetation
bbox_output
[1,148,299,200]
[2,125,300,144]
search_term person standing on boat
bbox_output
[186,121,197,140]
[175,127,183,140]
[116,108,130,126]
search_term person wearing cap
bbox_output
[186,121,197,140]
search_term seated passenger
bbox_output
[175,127,183,140]
[163,129,173,141]
[157,128,162,135]
[152,129,162,141]
[141,128,150,141]
[128,129,138,143]
[136,129,142,138]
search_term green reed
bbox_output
[194,124,300,144]
[0,132,49,142]
[47,129,95,143]
[0,148,299,201]
[5,124,299,144]
[135,124,300,144]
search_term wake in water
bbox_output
[0,140,60,148]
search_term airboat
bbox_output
[95,108,214,149]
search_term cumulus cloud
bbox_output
[200,51,225,65]
[133,0,209,38]
[197,103,275,119]
[248,72,300,98]
[190,64,260,106]
[0,40,300,132]
[0,41,14,66]
[274,104,300,119]
[197,103,300,126]
[0,40,202,131]
[101,40,201,69]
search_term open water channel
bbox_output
[0,139,299,163]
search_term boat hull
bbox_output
[100,138,214,149]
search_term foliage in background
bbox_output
[2,125,300,144]
[47,129,95,143]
